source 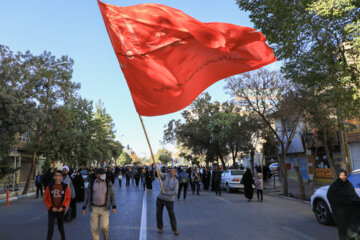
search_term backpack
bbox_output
[180,172,187,183]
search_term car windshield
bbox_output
[231,170,244,176]
[348,173,360,188]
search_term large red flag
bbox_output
[98,1,276,116]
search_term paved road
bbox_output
[0,180,337,240]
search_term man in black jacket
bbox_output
[35,171,44,198]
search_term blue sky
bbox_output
[1,0,275,158]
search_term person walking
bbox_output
[241,169,254,202]
[125,168,131,186]
[74,170,85,202]
[156,166,179,235]
[135,169,141,187]
[141,168,146,191]
[327,170,360,240]
[118,172,123,188]
[202,168,211,191]
[35,171,44,198]
[62,166,76,221]
[213,166,222,196]
[82,168,117,240]
[177,168,189,200]
[255,173,264,202]
[106,167,115,185]
[145,167,153,191]
[43,168,55,191]
[191,166,201,195]
[43,170,71,240]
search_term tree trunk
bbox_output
[23,152,37,194]
[294,165,306,200]
[322,130,338,180]
[250,148,255,177]
[280,144,288,196]
[232,152,236,167]
[218,154,226,168]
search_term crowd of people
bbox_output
[37,162,360,240]
[37,163,272,239]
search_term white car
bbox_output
[310,170,360,225]
[220,169,245,193]
[269,162,279,174]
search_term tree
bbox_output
[0,45,37,178]
[163,93,228,166]
[90,100,117,166]
[236,0,360,175]
[118,152,132,166]
[309,0,360,71]
[22,51,78,194]
[225,69,304,196]
[155,148,172,166]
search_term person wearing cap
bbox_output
[44,170,71,240]
[62,166,76,221]
[82,168,116,240]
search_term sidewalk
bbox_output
[264,175,327,201]
[0,182,37,205]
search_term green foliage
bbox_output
[155,148,172,165]
[118,152,132,166]
[163,93,262,167]
[236,0,360,120]
[0,44,122,181]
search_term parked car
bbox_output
[310,170,360,225]
[220,169,245,193]
[269,162,279,174]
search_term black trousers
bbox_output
[215,183,221,196]
[156,197,177,231]
[36,184,43,198]
[177,183,188,199]
[126,177,130,186]
[257,189,263,201]
[47,211,65,240]
[192,181,200,195]
[118,179,122,187]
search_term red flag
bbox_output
[98,1,276,116]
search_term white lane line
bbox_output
[282,226,318,240]
[139,192,147,240]
[215,196,232,204]
[29,213,47,222]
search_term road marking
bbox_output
[29,213,47,222]
[281,226,318,240]
[215,196,232,204]
[139,192,147,240]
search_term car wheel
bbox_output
[314,199,333,225]
[226,183,231,193]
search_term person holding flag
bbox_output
[155,165,179,235]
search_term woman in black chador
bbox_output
[74,171,84,202]
[241,169,254,202]
[327,170,360,240]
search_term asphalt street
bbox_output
[0,180,337,240]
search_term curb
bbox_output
[264,190,310,205]
[0,192,36,205]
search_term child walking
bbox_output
[256,173,264,202]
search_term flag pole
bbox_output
[138,114,165,193]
